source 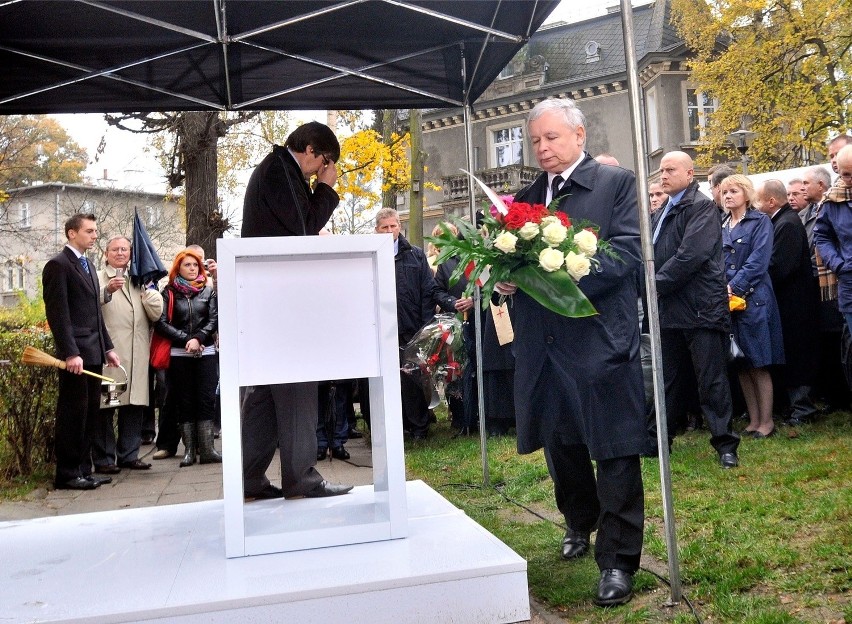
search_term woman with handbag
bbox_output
[153,249,221,466]
[721,175,785,439]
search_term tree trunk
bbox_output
[180,112,226,258]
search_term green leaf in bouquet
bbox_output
[510,264,598,318]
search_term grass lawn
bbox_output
[404,411,851,623]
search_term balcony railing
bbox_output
[441,165,540,202]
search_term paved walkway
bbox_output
[0,434,374,521]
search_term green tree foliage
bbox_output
[0,115,88,189]
[672,0,852,171]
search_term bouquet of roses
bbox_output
[401,314,466,408]
[427,172,618,318]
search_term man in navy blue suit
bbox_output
[495,98,646,607]
[43,213,120,490]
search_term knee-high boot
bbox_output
[198,420,222,464]
[179,422,196,467]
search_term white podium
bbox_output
[216,234,408,558]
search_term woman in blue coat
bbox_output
[721,175,785,438]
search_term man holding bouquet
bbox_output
[495,98,646,607]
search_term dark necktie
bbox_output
[79,256,90,274]
[551,175,565,203]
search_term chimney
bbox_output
[103,169,108,180]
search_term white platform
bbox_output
[0,481,530,623]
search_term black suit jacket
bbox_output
[43,246,113,364]
[241,145,339,238]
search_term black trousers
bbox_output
[544,441,644,573]
[55,367,102,482]
[658,328,739,455]
[165,355,218,425]
[241,382,324,497]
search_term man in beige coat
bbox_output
[92,236,163,473]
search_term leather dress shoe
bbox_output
[55,476,99,490]
[141,434,155,445]
[595,568,634,607]
[301,480,354,498]
[86,474,112,485]
[152,449,175,460]
[331,446,350,460]
[95,464,121,474]
[244,484,284,502]
[561,528,590,560]
[119,459,152,470]
[719,452,739,469]
[317,448,328,461]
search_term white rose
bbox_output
[574,229,598,257]
[518,222,540,241]
[540,215,560,227]
[564,251,592,281]
[538,247,565,272]
[542,222,568,246]
[494,231,518,253]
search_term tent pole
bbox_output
[460,46,490,489]
[619,0,682,604]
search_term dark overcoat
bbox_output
[723,209,785,369]
[241,145,338,238]
[768,205,819,385]
[510,153,647,460]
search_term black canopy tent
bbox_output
[0,0,557,113]
[1,0,682,603]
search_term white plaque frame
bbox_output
[217,235,407,558]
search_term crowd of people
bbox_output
[40,105,852,609]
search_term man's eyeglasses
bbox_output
[320,154,331,167]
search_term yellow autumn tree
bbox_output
[671,0,852,171]
[331,127,411,234]
[0,115,87,188]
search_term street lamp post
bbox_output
[728,128,758,175]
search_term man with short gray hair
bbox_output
[495,97,647,607]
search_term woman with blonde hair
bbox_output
[153,249,221,466]
[721,175,784,438]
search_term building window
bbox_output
[19,202,31,228]
[685,88,718,142]
[16,266,24,290]
[646,86,661,151]
[497,64,515,80]
[492,126,524,167]
[146,205,162,227]
[6,266,13,291]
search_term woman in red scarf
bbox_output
[153,249,220,466]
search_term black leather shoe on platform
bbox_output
[244,484,284,502]
[595,568,634,607]
[303,480,354,498]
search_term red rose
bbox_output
[556,211,571,227]
[504,204,529,229]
